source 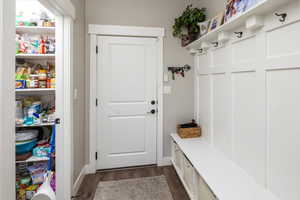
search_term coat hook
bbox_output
[197,48,203,53]
[275,13,287,22]
[168,65,191,80]
[211,42,218,47]
[234,31,243,38]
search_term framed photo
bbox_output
[224,0,234,23]
[224,0,258,23]
[208,12,224,32]
[198,20,211,36]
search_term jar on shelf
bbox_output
[50,78,55,88]
[27,75,39,88]
[39,80,47,88]
[38,69,47,81]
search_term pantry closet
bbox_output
[15,1,56,199]
[12,0,75,199]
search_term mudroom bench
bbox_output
[171,133,279,200]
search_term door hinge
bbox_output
[96,98,98,106]
[96,45,98,54]
[95,152,98,160]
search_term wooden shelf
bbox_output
[171,134,280,200]
[16,156,49,164]
[186,0,293,50]
[16,54,55,59]
[16,26,55,34]
[16,88,55,93]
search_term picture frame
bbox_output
[224,0,234,23]
[208,12,224,32]
[198,20,211,37]
[224,0,258,23]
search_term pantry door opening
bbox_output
[0,0,75,199]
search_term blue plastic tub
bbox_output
[16,139,38,155]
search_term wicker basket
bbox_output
[177,125,201,138]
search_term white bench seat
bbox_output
[171,133,279,200]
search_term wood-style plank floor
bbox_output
[75,165,189,200]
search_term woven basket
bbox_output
[177,125,201,138]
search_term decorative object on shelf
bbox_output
[225,0,259,23]
[208,12,224,32]
[172,5,206,47]
[198,20,211,37]
[177,120,201,138]
[168,64,191,80]
[275,12,287,22]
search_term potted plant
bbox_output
[173,5,206,46]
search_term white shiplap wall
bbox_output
[194,1,300,200]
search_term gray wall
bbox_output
[199,0,227,18]
[71,0,86,182]
[85,0,200,158]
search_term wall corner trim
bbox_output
[158,157,172,166]
[73,165,88,196]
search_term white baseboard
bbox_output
[73,165,88,196]
[158,156,172,166]
[86,163,96,174]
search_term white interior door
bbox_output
[96,36,158,170]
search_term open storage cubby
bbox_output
[171,139,217,200]
[171,133,281,200]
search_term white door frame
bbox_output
[0,0,16,199]
[87,24,165,173]
[0,0,75,199]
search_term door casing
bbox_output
[88,25,165,173]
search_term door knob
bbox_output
[147,109,156,114]
[151,100,156,105]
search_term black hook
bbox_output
[168,65,191,80]
[197,48,203,53]
[234,31,243,38]
[275,13,287,22]
[211,42,219,47]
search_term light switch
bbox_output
[163,86,172,94]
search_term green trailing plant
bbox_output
[173,5,206,38]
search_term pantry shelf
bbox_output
[16,122,55,128]
[16,156,49,164]
[16,88,55,93]
[16,26,55,34]
[16,54,55,59]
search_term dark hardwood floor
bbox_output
[75,165,189,200]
